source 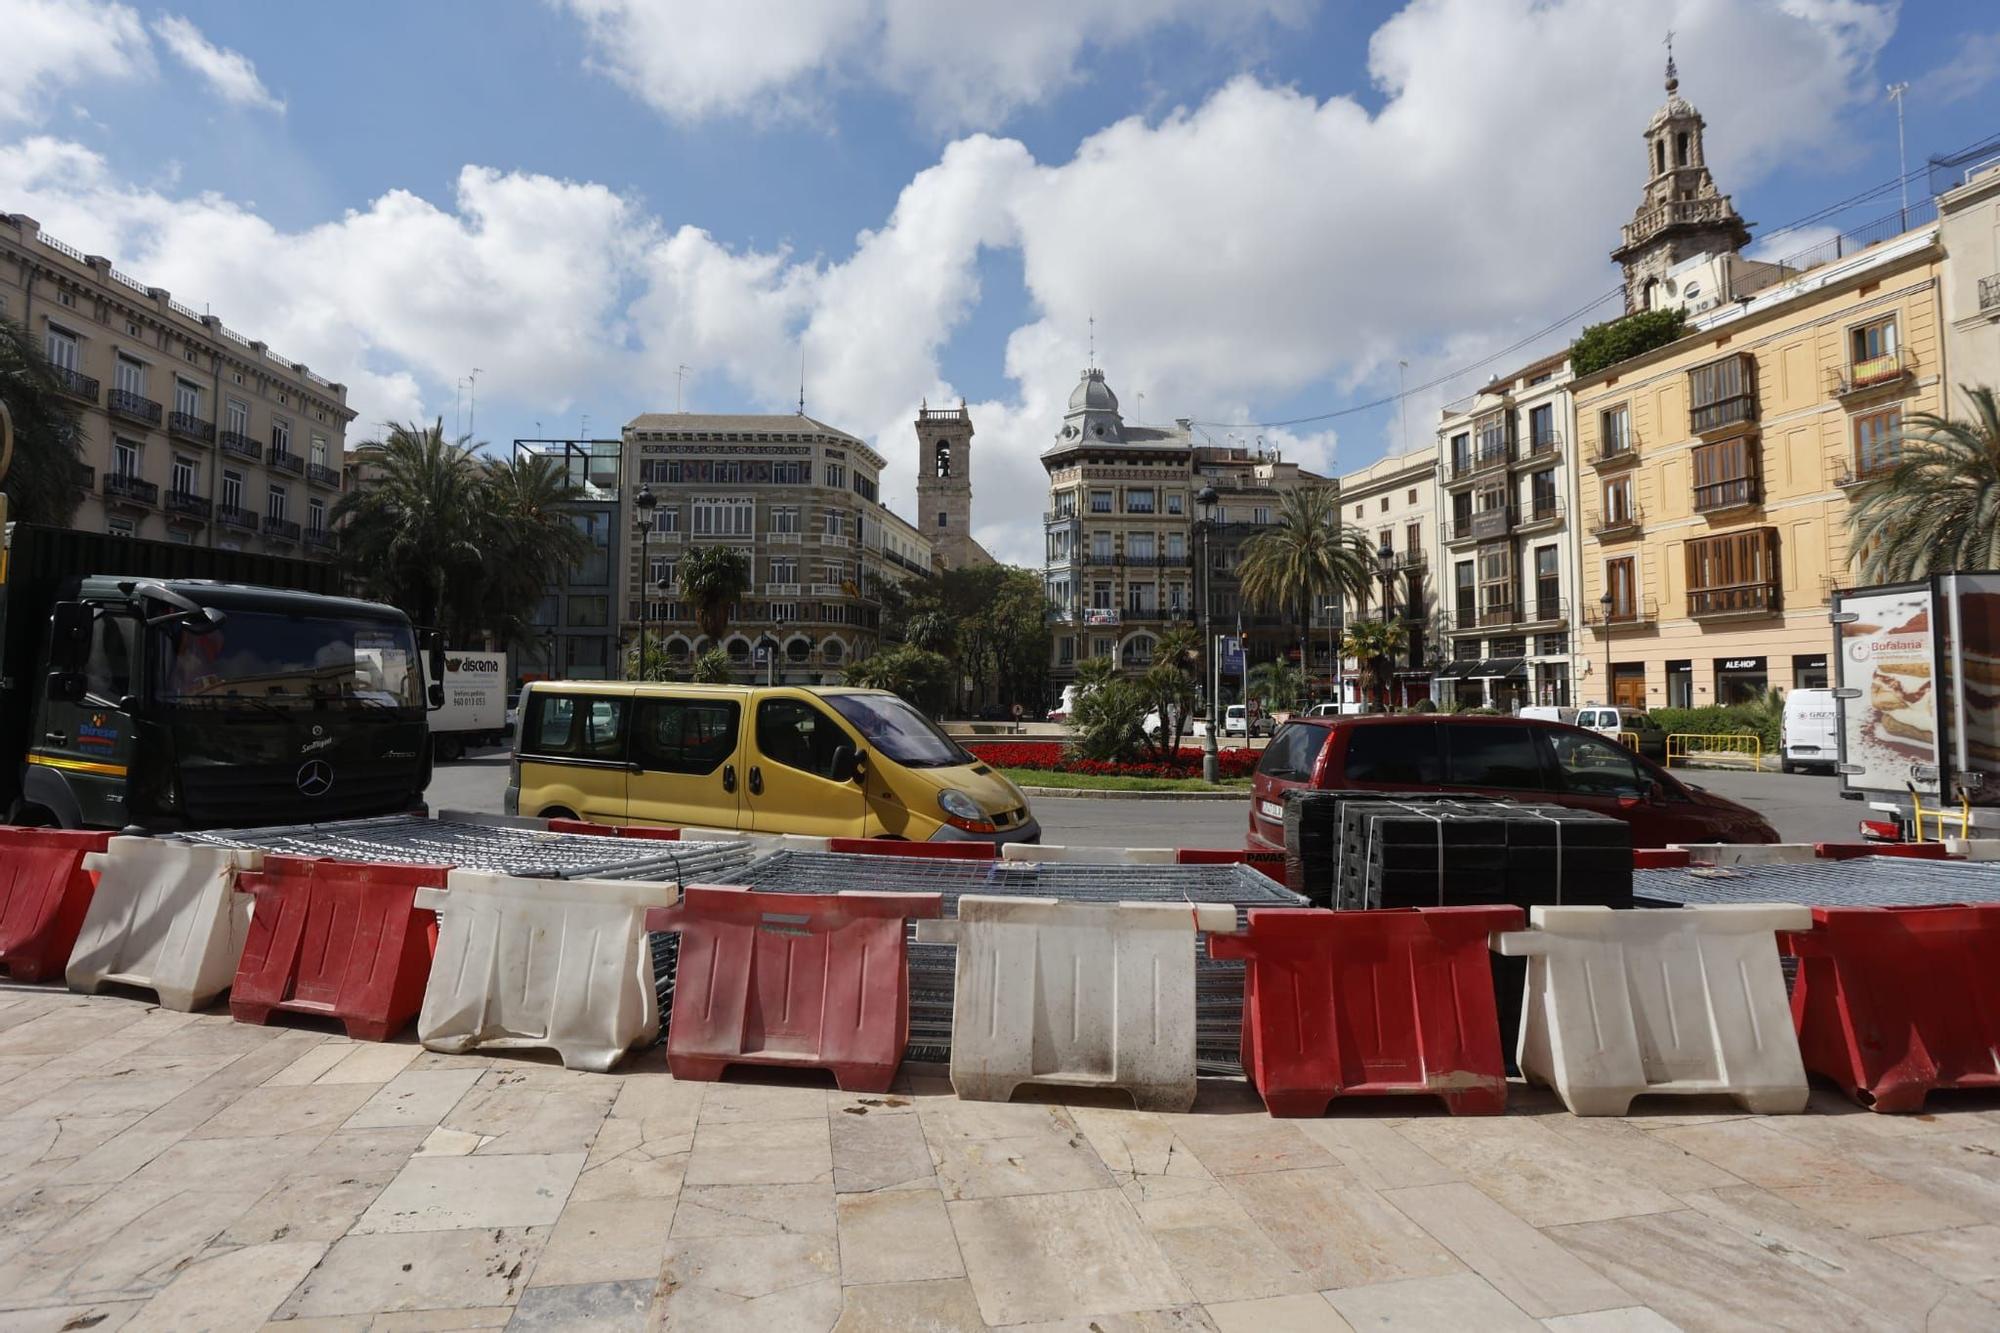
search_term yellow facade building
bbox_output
[1573,225,1946,709]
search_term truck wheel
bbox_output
[436,736,462,763]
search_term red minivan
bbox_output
[1247,715,1780,850]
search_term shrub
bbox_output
[965,740,1258,781]
[1571,307,1688,377]
[1649,703,1779,753]
[1066,677,1150,762]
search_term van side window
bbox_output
[527,694,626,760]
[1548,730,1649,797]
[757,698,846,780]
[1255,724,1331,781]
[634,699,738,775]
[85,613,138,703]
[1442,724,1546,790]
[1343,722,1440,785]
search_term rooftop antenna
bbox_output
[467,368,483,443]
[675,365,691,413]
[1087,314,1096,369]
[1136,391,1145,422]
[797,343,806,416]
[1887,81,1911,229]
[579,412,589,439]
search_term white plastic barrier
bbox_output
[997,843,1177,864]
[1668,843,1820,866]
[414,870,678,1072]
[67,838,260,1011]
[677,827,829,853]
[1495,903,1811,1117]
[1945,838,2000,861]
[915,895,1237,1112]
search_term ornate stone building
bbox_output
[1610,55,1751,314]
[913,400,993,569]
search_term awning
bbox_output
[1473,656,1528,680]
[1435,660,1483,679]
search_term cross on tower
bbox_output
[1087,314,1095,369]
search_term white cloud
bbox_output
[151,14,284,113]
[1924,30,2000,106]
[561,0,1305,131]
[2,0,1895,566]
[0,0,151,126]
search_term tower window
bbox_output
[1655,140,1666,175]
[935,440,952,478]
[1676,131,1690,166]
[937,511,948,528]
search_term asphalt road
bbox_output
[428,753,1863,846]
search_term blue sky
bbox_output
[5,0,1998,561]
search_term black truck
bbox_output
[0,523,441,830]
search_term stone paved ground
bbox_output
[4,987,2000,1331]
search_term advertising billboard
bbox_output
[1834,583,1939,797]
[1939,572,2000,804]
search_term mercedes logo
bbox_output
[296,760,334,797]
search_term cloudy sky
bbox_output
[4,0,1997,562]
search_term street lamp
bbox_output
[1376,540,1396,710]
[1324,603,1343,712]
[1195,484,1220,783]
[1598,590,1614,707]
[634,484,657,678]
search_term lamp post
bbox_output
[634,484,657,679]
[1196,484,1219,783]
[1376,539,1396,710]
[1598,591,1614,707]
[1324,603,1342,713]
[542,628,557,681]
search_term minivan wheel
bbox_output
[540,807,578,821]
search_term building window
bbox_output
[567,595,609,628]
[1129,532,1156,561]
[310,435,329,469]
[1691,437,1759,511]
[108,517,135,538]
[1605,557,1637,620]
[170,455,197,495]
[1091,531,1112,562]
[308,498,326,532]
[1378,496,1390,513]
[115,355,145,397]
[221,471,243,509]
[45,325,79,371]
[824,509,846,538]
[1166,532,1185,560]
[1602,475,1634,525]
[692,498,754,537]
[1166,492,1184,515]
[772,506,799,534]
[769,558,795,584]
[113,438,141,478]
[1126,489,1155,514]
[1854,407,1902,477]
[1599,405,1631,458]
[1686,528,1780,617]
[54,288,74,308]
[1850,317,1897,368]
[1407,488,1417,504]
[1090,490,1113,513]
[272,417,292,457]
[267,485,288,522]
[174,379,201,417]
[1253,506,1271,525]
[1688,354,1755,433]
[1405,521,1421,555]
[225,398,249,434]
[654,506,679,534]
[935,511,947,528]
[825,462,845,489]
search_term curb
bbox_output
[1016,785,1249,802]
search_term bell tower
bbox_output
[1611,46,1750,312]
[915,399,977,569]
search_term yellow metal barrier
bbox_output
[1616,730,1640,752]
[1665,733,1764,770]
[1908,787,1972,843]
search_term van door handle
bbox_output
[748,766,763,796]
[44,731,67,745]
[722,764,736,793]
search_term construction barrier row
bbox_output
[8,826,2000,1117]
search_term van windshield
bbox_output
[825,694,970,769]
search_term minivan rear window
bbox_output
[525,692,626,761]
[1256,723,1330,782]
[1344,722,1440,785]
[1442,723,1546,790]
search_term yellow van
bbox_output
[504,682,1041,843]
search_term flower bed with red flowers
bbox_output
[965,740,1258,781]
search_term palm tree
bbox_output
[1247,659,1306,712]
[332,421,482,632]
[906,610,956,654]
[1849,386,2000,581]
[1237,486,1373,681]
[1341,618,1408,710]
[473,452,591,647]
[678,545,752,643]
[0,317,85,526]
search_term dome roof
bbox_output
[1069,368,1118,413]
[1647,92,1697,132]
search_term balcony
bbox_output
[1835,459,1894,490]
[163,490,210,522]
[169,412,215,445]
[1591,505,1644,540]
[50,365,98,403]
[219,430,262,463]
[764,583,802,596]
[107,389,162,427]
[818,534,851,548]
[1395,550,1427,571]
[1521,598,1568,628]
[1585,598,1660,628]
[1981,273,2000,315]
[1517,497,1564,531]
[1080,607,1123,627]
[1833,349,1912,399]
[218,504,258,532]
[269,450,304,477]
[1521,431,1563,465]
[1689,582,1780,619]
[1043,509,1080,525]
[303,529,335,554]
[809,582,844,596]
[103,472,157,508]
[1693,473,1762,514]
[263,517,301,544]
[1449,445,1512,483]
[766,532,800,545]
[1594,442,1639,470]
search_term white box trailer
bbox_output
[424,651,508,761]
[1831,574,2000,838]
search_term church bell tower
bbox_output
[915,400,976,569]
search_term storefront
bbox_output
[1610,663,1647,709]
[1791,653,1829,690]
[1666,660,1693,708]
[1714,656,1769,704]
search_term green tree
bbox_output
[844,644,954,713]
[1237,487,1373,676]
[332,421,482,634]
[690,646,733,684]
[1247,659,1306,712]
[1066,659,1148,763]
[1849,386,2000,581]
[905,610,956,654]
[1341,617,1408,710]
[471,452,591,646]
[1136,659,1197,761]
[0,317,86,526]
[624,637,683,682]
[677,545,753,643]
[1570,307,1688,377]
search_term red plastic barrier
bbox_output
[645,885,943,1091]
[231,855,446,1041]
[1634,849,1692,869]
[1813,842,1957,862]
[0,827,113,983]
[547,819,681,840]
[825,837,994,860]
[1176,847,1288,883]
[1784,904,2000,1113]
[1208,905,1523,1117]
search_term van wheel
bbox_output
[435,736,462,763]
[540,807,578,821]
[1779,760,1794,774]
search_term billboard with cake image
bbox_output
[1939,573,2000,803]
[1835,583,1940,796]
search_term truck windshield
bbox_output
[825,693,970,768]
[155,611,422,710]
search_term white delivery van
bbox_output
[425,650,508,760]
[1781,688,1839,775]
